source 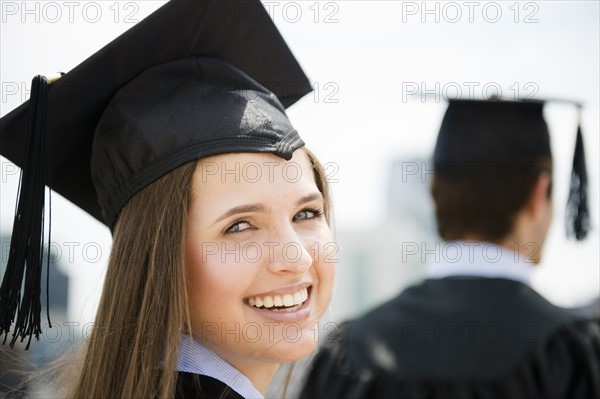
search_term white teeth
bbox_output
[248,287,309,310]
[273,295,283,307]
[270,304,302,312]
[263,296,274,308]
[283,294,294,307]
[293,291,303,304]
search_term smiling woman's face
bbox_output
[185,149,335,384]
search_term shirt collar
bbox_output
[176,334,264,399]
[425,241,534,286]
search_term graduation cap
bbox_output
[433,98,590,241]
[0,0,312,348]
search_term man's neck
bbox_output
[461,233,541,265]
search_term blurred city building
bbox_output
[330,158,437,322]
[0,235,69,398]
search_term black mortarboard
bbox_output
[0,0,311,347]
[433,98,590,241]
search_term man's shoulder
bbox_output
[334,278,589,378]
[349,278,577,329]
[300,282,600,399]
[301,318,600,399]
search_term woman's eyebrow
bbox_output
[213,204,266,224]
[296,192,323,206]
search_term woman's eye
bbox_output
[225,221,251,234]
[294,208,323,221]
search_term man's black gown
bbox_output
[300,278,600,399]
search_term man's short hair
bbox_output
[431,158,552,242]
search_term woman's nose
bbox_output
[265,227,313,274]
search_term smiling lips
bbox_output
[247,287,309,312]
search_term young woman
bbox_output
[71,150,334,399]
[0,0,334,397]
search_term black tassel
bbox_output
[566,118,590,241]
[0,75,52,349]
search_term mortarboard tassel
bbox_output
[566,113,590,241]
[0,75,53,349]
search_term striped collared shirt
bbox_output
[176,334,264,399]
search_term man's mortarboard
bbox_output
[0,0,312,347]
[433,98,589,241]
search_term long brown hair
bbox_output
[67,148,331,398]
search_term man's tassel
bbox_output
[566,115,590,241]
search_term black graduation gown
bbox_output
[300,278,600,399]
[175,372,245,399]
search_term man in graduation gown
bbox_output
[300,99,600,399]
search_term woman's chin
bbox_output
[264,334,318,362]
